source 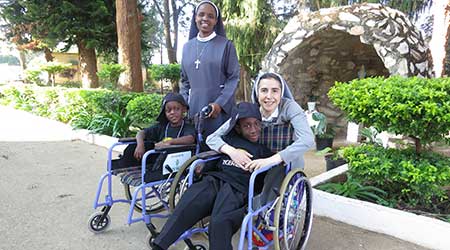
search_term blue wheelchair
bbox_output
[88,107,212,237]
[156,124,313,250]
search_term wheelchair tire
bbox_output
[87,211,111,234]
[145,233,155,249]
[273,169,313,250]
[168,155,199,212]
[183,241,208,250]
[124,183,167,213]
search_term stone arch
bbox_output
[261,3,433,132]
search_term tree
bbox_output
[429,0,450,77]
[140,3,162,67]
[0,1,56,69]
[217,0,283,100]
[1,0,118,88]
[151,0,194,63]
[116,0,144,92]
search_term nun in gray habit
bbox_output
[206,72,315,170]
[180,0,240,138]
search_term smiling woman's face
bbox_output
[195,3,217,37]
[257,78,282,115]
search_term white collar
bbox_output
[261,107,279,122]
[197,31,217,42]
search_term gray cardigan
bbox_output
[206,98,315,169]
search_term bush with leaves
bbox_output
[40,62,73,86]
[97,63,126,89]
[126,93,163,128]
[0,85,162,137]
[148,64,181,92]
[318,175,388,204]
[341,144,450,209]
[24,69,44,85]
[329,76,450,153]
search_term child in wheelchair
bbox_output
[152,102,274,250]
[114,92,196,182]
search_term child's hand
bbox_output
[155,141,171,148]
[134,144,146,160]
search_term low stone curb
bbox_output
[310,165,450,250]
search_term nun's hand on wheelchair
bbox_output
[246,154,283,172]
[208,103,222,119]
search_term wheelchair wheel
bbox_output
[145,233,155,249]
[273,169,313,250]
[168,155,199,212]
[183,241,208,250]
[124,183,167,213]
[87,211,111,234]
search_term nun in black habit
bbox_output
[152,102,273,250]
[180,0,240,138]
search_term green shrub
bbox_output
[342,145,450,208]
[0,85,162,137]
[97,63,126,89]
[148,64,181,82]
[40,62,72,86]
[126,93,163,128]
[33,88,60,118]
[318,176,388,204]
[148,64,181,92]
[24,69,44,85]
[329,76,450,153]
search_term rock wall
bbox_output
[261,3,433,134]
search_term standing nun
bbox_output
[180,0,240,139]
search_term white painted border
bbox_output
[310,166,450,250]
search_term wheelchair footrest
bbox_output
[120,170,142,186]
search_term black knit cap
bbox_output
[225,102,261,135]
[156,92,189,123]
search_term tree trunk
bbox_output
[43,47,54,84]
[430,0,450,77]
[171,0,179,61]
[116,0,144,92]
[18,50,27,70]
[78,41,99,88]
[43,47,54,62]
[163,0,177,63]
[236,67,251,102]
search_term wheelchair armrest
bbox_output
[248,163,280,203]
[196,150,222,159]
[155,144,196,153]
[118,137,137,143]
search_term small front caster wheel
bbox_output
[87,211,111,233]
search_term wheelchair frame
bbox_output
[161,155,313,250]
[88,106,212,236]
[88,140,198,234]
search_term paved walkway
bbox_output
[0,105,430,250]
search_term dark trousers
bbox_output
[154,176,246,250]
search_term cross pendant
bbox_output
[194,59,201,69]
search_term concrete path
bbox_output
[0,105,430,250]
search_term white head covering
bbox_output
[251,72,295,104]
[188,1,226,40]
[195,0,219,17]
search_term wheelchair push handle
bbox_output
[200,104,213,118]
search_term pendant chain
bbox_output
[195,41,209,69]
